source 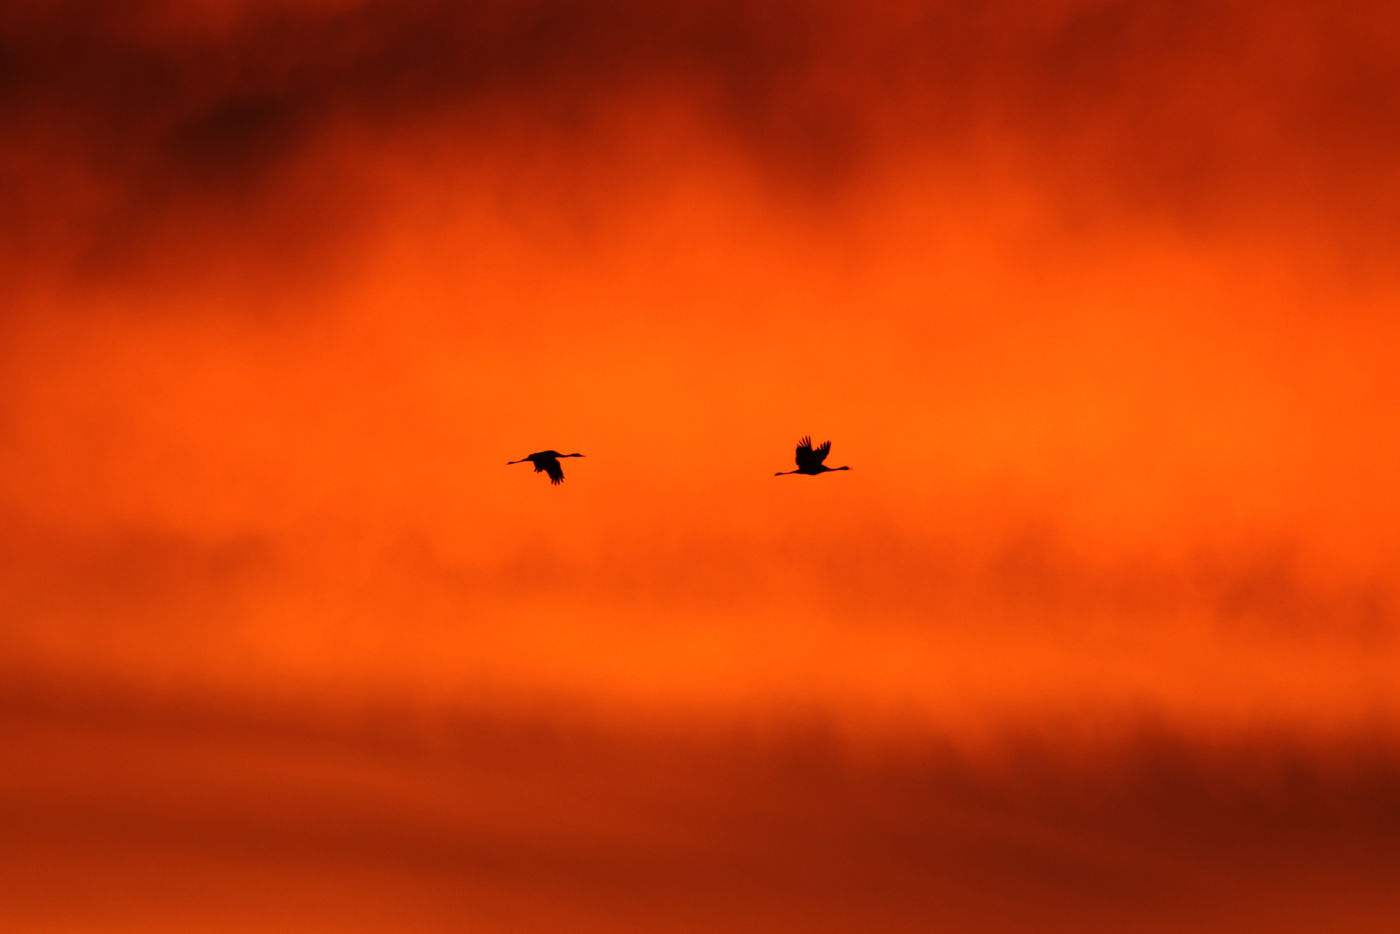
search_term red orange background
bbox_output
[3,1,1399,930]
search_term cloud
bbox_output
[3,690,1399,932]
[3,0,1398,298]
[2,7,1397,929]
[1,0,1397,732]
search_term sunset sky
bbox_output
[3,1,1400,930]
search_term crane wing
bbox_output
[542,458,565,484]
[795,437,832,470]
[794,435,817,470]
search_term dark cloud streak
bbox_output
[3,692,1400,931]
[3,1,1398,236]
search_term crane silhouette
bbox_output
[507,450,585,485]
[774,436,850,476]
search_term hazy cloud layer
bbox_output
[2,0,1398,766]
[4,3,1400,928]
[4,699,1400,932]
[4,0,1399,299]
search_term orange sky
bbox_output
[3,1,1400,930]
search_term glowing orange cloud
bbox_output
[2,1,1399,930]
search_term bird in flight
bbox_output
[774,436,850,476]
[507,450,585,485]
